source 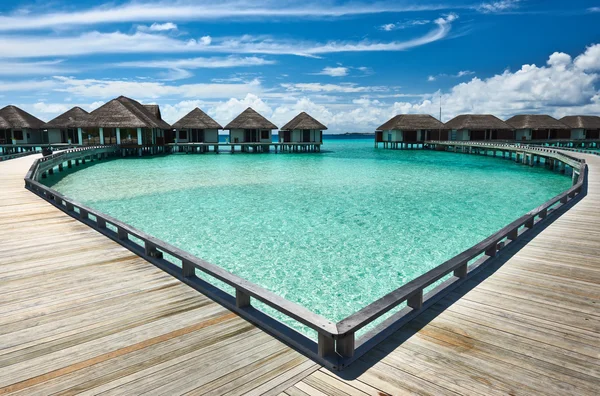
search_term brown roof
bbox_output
[0,105,45,129]
[44,107,91,129]
[280,112,327,131]
[172,108,223,129]
[559,115,600,130]
[143,104,162,121]
[0,116,10,129]
[87,96,171,129]
[505,114,568,130]
[376,114,446,131]
[445,114,512,130]
[224,107,277,130]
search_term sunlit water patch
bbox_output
[44,138,572,336]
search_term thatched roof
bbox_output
[172,108,223,129]
[505,115,568,130]
[445,114,512,130]
[44,107,90,129]
[143,104,162,120]
[376,114,446,131]
[0,105,45,129]
[224,107,277,130]
[87,96,171,129]
[0,116,10,129]
[280,112,327,131]
[559,115,600,130]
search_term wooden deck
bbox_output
[1,152,599,395]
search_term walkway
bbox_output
[0,151,598,395]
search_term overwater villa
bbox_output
[280,112,326,143]
[171,108,222,144]
[444,114,514,141]
[0,105,45,145]
[559,115,600,141]
[505,114,570,141]
[44,107,91,144]
[225,107,277,145]
[85,96,170,147]
[375,114,447,149]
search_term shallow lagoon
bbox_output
[44,138,572,335]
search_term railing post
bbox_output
[145,241,163,258]
[97,217,106,228]
[407,290,423,309]
[336,332,355,358]
[539,208,548,219]
[525,217,535,229]
[117,227,127,240]
[507,228,519,241]
[318,333,335,358]
[80,208,88,220]
[236,289,251,308]
[485,244,497,257]
[454,262,468,278]
[182,260,195,278]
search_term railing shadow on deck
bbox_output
[333,178,588,379]
[22,144,589,372]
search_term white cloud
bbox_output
[0,14,459,58]
[160,100,207,123]
[428,75,436,82]
[0,60,73,76]
[117,56,276,69]
[211,93,273,125]
[157,68,194,81]
[281,82,388,93]
[379,19,430,31]
[200,35,212,45]
[574,44,600,71]
[0,1,457,32]
[428,70,475,81]
[588,7,600,13]
[477,0,521,13]
[314,67,349,77]
[456,70,475,77]
[51,76,263,99]
[138,22,178,32]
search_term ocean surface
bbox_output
[44,137,572,337]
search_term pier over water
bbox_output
[0,148,599,395]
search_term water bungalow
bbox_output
[279,112,325,151]
[85,96,170,147]
[559,115,600,141]
[505,114,570,141]
[43,107,91,144]
[444,114,514,141]
[0,105,45,145]
[375,114,447,149]
[225,107,277,145]
[171,108,222,144]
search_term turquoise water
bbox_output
[44,138,572,335]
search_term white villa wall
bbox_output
[205,129,219,143]
[571,129,585,140]
[259,130,272,143]
[47,129,62,143]
[516,129,532,141]
[230,129,245,143]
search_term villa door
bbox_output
[283,131,291,142]
[303,129,310,142]
[404,130,417,142]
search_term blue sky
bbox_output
[0,0,599,132]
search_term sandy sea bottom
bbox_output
[44,138,572,337]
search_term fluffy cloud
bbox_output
[117,56,276,69]
[137,22,178,32]
[314,67,349,77]
[477,0,521,13]
[379,19,430,31]
[0,14,459,58]
[281,83,388,93]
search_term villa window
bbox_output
[179,130,187,140]
[261,130,269,140]
[13,130,23,140]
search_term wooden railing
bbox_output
[23,144,588,370]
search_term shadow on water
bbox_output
[327,189,586,380]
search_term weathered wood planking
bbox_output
[1,149,599,395]
[0,155,313,395]
[285,149,600,396]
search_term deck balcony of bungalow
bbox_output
[43,106,92,145]
[375,114,447,149]
[170,108,222,152]
[0,105,47,155]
